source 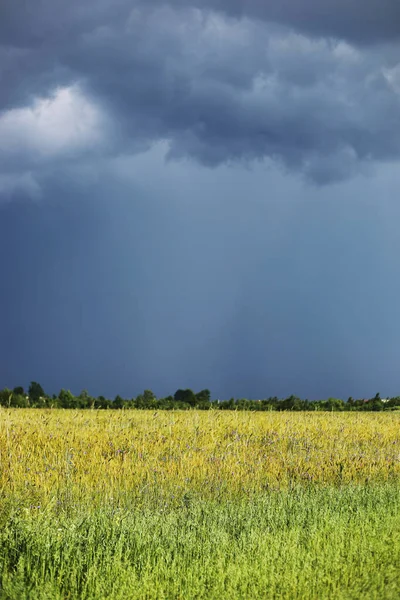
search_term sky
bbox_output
[1,0,400,400]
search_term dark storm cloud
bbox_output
[2,0,399,46]
[1,0,400,186]
[3,154,400,399]
[162,0,400,44]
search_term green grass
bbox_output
[1,484,400,600]
[1,410,400,598]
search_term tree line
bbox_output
[0,383,399,411]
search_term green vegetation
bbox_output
[1,487,400,600]
[0,410,399,598]
[1,384,399,411]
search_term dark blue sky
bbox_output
[1,1,400,399]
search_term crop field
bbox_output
[0,409,400,599]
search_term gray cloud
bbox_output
[3,151,400,399]
[1,1,400,187]
[2,0,399,46]
[162,0,400,44]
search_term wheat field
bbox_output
[0,409,399,599]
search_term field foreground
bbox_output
[0,409,399,599]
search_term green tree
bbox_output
[113,395,125,409]
[28,381,45,403]
[196,389,211,407]
[279,395,302,411]
[370,394,383,412]
[174,389,196,406]
[326,398,345,411]
[78,390,93,408]
[58,389,78,409]
[135,390,157,409]
[0,388,12,407]
[95,396,111,409]
[143,390,156,403]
